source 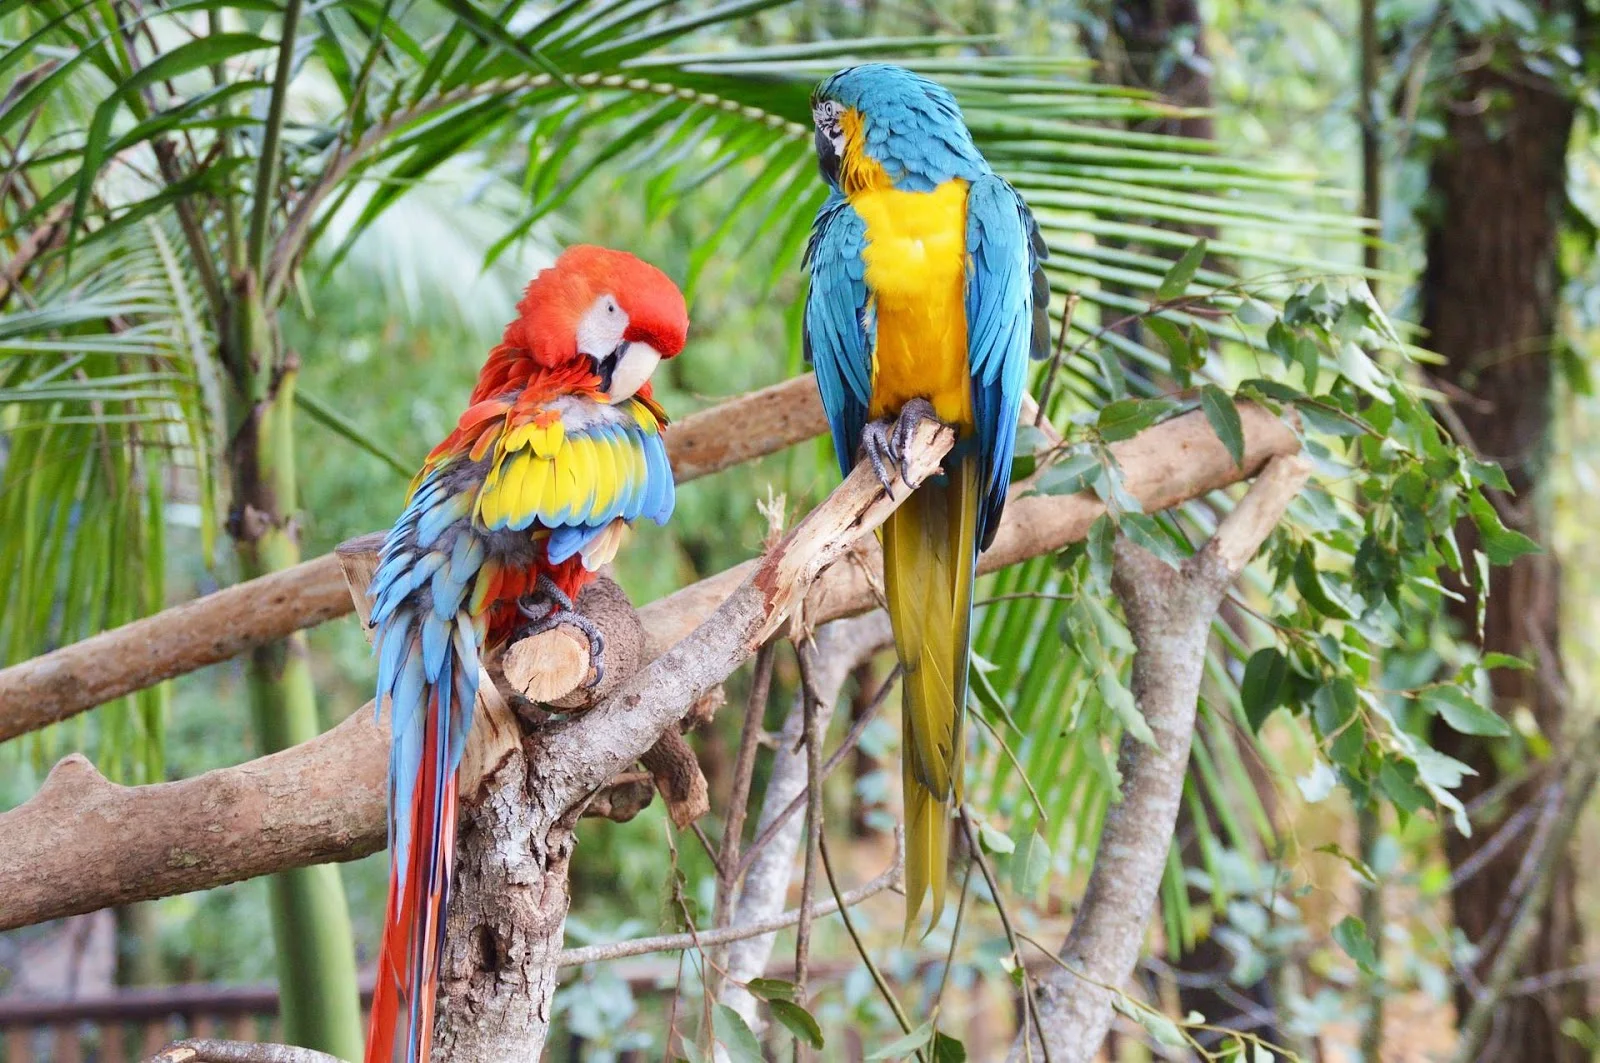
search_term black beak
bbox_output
[814,126,840,187]
[593,340,629,393]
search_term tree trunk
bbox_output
[1421,13,1587,1060]
[228,289,363,1060]
[1099,2,1285,1045]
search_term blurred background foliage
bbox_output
[2,0,1598,1060]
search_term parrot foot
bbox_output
[861,398,941,492]
[890,398,939,484]
[860,420,898,493]
[516,583,606,687]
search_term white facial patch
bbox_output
[575,294,628,362]
[604,342,661,404]
[813,99,845,157]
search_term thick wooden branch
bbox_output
[1010,454,1312,1063]
[0,407,1298,931]
[0,376,826,742]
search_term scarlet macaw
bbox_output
[804,65,1049,933]
[364,245,688,1063]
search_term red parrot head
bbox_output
[504,244,689,403]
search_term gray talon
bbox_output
[860,420,897,493]
[890,398,939,485]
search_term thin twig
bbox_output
[933,861,974,1020]
[712,641,778,957]
[792,640,827,1060]
[961,807,1054,1063]
[734,665,900,881]
[555,859,901,968]
[816,830,926,1063]
[1033,292,1079,427]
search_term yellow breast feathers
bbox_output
[850,178,972,428]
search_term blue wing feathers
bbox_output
[964,173,1045,549]
[803,193,873,478]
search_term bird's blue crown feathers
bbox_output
[813,63,987,191]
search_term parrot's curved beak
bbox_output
[598,340,661,404]
[815,126,842,188]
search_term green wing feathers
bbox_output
[882,455,981,936]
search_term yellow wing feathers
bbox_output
[473,400,668,534]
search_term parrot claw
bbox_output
[516,579,605,687]
[889,398,939,486]
[860,420,898,494]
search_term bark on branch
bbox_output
[1008,454,1312,1063]
[0,376,827,742]
[0,405,1298,932]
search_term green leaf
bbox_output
[1112,996,1188,1048]
[1314,842,1377,884]
[1420,686,1509,737]
[1466,458,1512,491]
[866,1020,935,1060]
[977,820,1015,854]
[1119,512,1184,567]
[1198,384,1245,468]
[932,1032,967,1063]
[1481,652,1532,672]
[1145,315,1193,387]
[1099,672,1155,747]
[1332,915,1378,976]
[1378,758,1428,815]
[1239,648,1289,732]
[1034,449,1103,496]
[1156,236,1207,301]
[745,978,798,1002]
[1293,544,1351,619]
[769,1000,824,1050]
[1097,397,1177,442]
[1086,513,1115,595]
[713,1004,766,1063]
[1467,491,1542,566]
[1010,830,1053,896]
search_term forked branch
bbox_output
[1009,454,1312,1063]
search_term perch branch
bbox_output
[0,407,1297,931]
[0,376,826,741]
[1008,453,1311,1063]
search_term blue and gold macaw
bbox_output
[803,64,1049,933]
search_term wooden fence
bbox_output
[0,982,320,1063]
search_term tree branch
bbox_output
[0,375,826,742]
[1009,453,1311,1063]
[0,407,1299,931]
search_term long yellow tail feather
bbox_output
[882,454,980,937]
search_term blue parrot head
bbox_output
[810,64,986,194]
